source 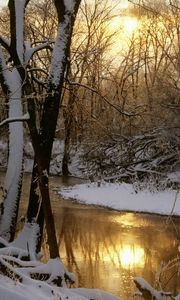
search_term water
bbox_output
[1,173,180,299]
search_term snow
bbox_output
[64,0,75,12]
[59,182,180,216]
[14,0,26,64]
[0,113,30,127]
[10,222,40,260]
[49,15,71,88]
[0,139,84,176]
[25,41,53,64]
[133,277,174,300]
[0,68,24,240]
[0,255,123,300]
[0,275,123,300]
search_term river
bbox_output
[1,173,180,299]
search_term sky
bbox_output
[0,0,129,9]
[0,0,7,7]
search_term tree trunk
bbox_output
[27,162,44,252]
[0,64,24,242]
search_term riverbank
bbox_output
[1,139,180,188]
[59,181,180,216]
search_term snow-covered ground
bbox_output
[0,140,85,177]
[59,182,180,216]
[0,275,121,300]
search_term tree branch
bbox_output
[0,36,10,52]
[25,41,53,64]
[68,80,144,117]
[134,277,173,300]
[0,113,30,127]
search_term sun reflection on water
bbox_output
[120,244,145,268]
[102,243,145,269]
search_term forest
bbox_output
[0,0,179,299]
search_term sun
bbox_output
[108,16,139,37]
[123,17,139,35]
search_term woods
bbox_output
[0,0,179,300]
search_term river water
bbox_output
[1,173,180,299]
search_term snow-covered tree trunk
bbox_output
[27,0,81,258]
[0,69,24,241]
[0,48,24,241]
[0,0,30,241]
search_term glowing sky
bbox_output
[0,0,7,7]
[0,0,129,9]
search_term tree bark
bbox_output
[26,0,81,257]
[27,162,44,253]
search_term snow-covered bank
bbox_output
[0,276,121,300]
[0,140,85,177]
[59,182,180,216]
[0,225,122,300]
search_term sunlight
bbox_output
[109,16,139,35]
[111,213,138,227]
[120,245,145,268]
[123,17,139,35]
[110,16,123,31]
[102,243,145,269]
[0,0,7,7]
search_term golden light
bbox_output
[120,244,145,269]
[109,17,122,32]
[123,17,139,35]
[102,243,145,269]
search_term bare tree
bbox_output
[0,0,81,259]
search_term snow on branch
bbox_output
[0,47,21,92]
[49,0,80,89]
[48,17,70,89]
[25,41,53,64]
[14,0,26,64]
[8,0,28,65]
[0,113,30,127]
[64,0,76,12]
[134,277,175,300]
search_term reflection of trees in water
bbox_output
[136,216,180,294]
[14,173,180,297]
[54,205,180,294]
[57,207,107,287]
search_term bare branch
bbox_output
[0,36,10,52]
[25,41,53,64]
[169,0,180,10]
[68,80,145,117]
[128,0,160,15]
